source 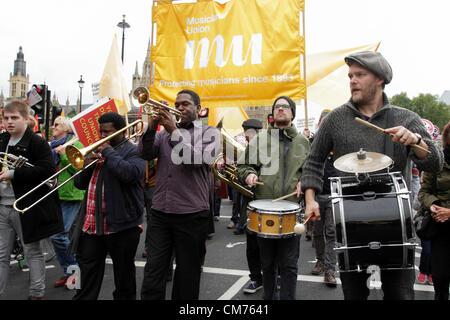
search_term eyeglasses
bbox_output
[274,105,290,110]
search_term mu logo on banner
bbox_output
[151,0,305,107]
[184,33,263,69]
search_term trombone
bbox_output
[13,119,144,214]
[133,86,182,122]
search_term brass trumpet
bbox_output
[0,153,56,188]
[133,86,182,122]
[13,120,144,214]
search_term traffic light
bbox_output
[52,106,62,124]
[267,114,274,127]
[30,84,47,124]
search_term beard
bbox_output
[352,82,378,106]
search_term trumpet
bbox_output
[133,86,182,122]
[13,120,144,214]
[0,153,55,188]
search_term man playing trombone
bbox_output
[0,100,64,300]
[69,112,146,300]
[138,89,220,300]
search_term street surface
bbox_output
[2,199,435,301]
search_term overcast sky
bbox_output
[1,0,449,106]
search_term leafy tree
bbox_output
[390,92,450,132]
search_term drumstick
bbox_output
[294,215,312,235]
[272,191,297,203]
[254,181,264,186]
[354,117,431,154]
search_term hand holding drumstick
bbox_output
[354,117,430,154]
[245,174,264,187]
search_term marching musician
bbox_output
[138,90,220,300]
[237,96,310,300]
[0,100,64,300]
[69,112,146,300]
[301,51,444,300]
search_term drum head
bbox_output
[334,151,393,174]
[248,199,300,213]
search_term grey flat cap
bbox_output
[345,51,393,85]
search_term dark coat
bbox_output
[0,127,64,244]
[69,139,145,252]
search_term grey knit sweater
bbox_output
[301,93,444,193]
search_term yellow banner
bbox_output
[150,0,305,107]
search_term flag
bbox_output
[306,42,381,87]
[99,35,131,115]
[208,105,248,137]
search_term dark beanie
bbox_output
[272,96,296,119]
[242,118,263,130]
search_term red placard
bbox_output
[70,98,118,147]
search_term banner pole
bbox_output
[301,7,308,129]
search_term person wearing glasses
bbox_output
[237,96,310,300]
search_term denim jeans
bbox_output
[418,239,431,275]
[231,189,242,224]
[257,235,300,300]
[0,205,45,298]
[50,200,80,275]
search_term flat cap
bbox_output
[242,118,263,129]
[345,51,393,85]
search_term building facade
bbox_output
[8,47,30,101]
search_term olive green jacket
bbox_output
[237,125,310,202]
[418,162,450,210]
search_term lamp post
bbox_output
[117,14,130,63]
[78,75,84,113]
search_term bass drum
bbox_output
[330,172,416,273]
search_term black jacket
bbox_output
[0,127,64,244]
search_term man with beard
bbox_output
[139,90,220,300]
[300,51,443,300]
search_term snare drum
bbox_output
[247,199,300,238]
[330,172,416,272]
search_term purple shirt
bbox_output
[138,120,220,214]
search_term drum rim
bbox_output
[247,199,300,213]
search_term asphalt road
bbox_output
[2,199,436,302]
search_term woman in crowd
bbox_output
[418,120,450,300]
[49,116,85,287]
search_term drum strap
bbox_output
[282,140,291,196]
[384,109,394,160]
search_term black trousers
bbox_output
[140,209,209,300]
[246,231,262,282]
[431,232,450,300]
[72,227,141,300]
[340,268,415,300]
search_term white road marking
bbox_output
[226,242,246,248]
[218,276,250,300]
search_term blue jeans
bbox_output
[419,239,431,275]
[0,205,45,298]
[50,200,80,275]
